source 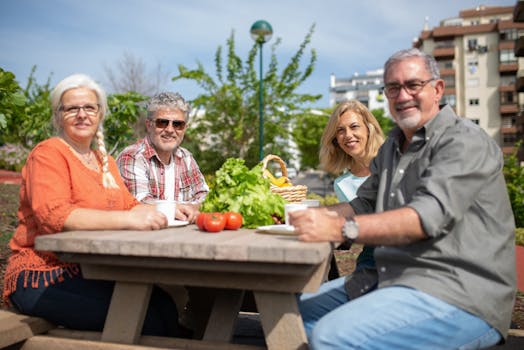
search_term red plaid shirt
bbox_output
[116,137,208,203]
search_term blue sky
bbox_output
[0,0,515,108]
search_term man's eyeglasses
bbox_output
[153,118,186,130]
[383,79,435,99]
[60,104,100,117]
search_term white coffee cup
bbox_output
[301,199,320,207]
[284,203,308,225]
[154,200,177,226]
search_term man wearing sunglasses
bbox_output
[117,92,208,224]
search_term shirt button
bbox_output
[390,192,395,198]
[380,266,386,272]
[399,169,404,174]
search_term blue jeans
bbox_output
[298,277,501,349]
[9,270,180,337]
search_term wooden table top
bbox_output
[35,225,332,265]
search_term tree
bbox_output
[172,25,321,173]
[371,108,395,136]
[292,108,331,169]
[104,52,170,96]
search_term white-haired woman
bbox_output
[2,74,180,336]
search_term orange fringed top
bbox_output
[2,137,139,305]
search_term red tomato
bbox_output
[196,212,209,230]
[224,212,243,230]
[204,212,226,232]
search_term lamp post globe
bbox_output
[250,20,273,161]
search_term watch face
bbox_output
[344,220,359,240]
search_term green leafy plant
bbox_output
[201,158,286,228]
[516,227,524,246]
[503,141,524,228]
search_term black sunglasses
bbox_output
[153,118,186,130]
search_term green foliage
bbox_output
[292,109,331,170]
[105,92,148,155]
[0,66,53,147]
[173,25,321,173]
[516,227,524,246]
[201,158,286,228]
[306,192,339,206]
[504,142,524,228]
[371,109,395,136]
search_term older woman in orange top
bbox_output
[2,74,180,336]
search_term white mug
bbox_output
[284,203,308,225]
[301,199,320,207]
[154,200,177,226]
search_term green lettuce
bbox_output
[201,158,285,228]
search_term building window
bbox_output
[468,118,480,125]
[441,94,456,107]
[500,91,515,105]
[503,133,518,146]
[467,38,478,51]
[442,76,455,88]
[500,49,517,64]
[502,116,516,128]
[469,99,479,106]
[500,29,518,41]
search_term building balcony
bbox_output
[515,36,524,57]
[499,84,516,92]
[499,63,519,73]
[439,68,455,76]
[444,87,456,95]
[500,104,519,114]
[501,127,518,134]
[433,47,455,58]
[502,146,515,155]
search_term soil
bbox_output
[0,180,522,330]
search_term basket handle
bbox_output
[261,154,288,178]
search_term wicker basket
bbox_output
[262,154,307,203]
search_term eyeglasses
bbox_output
[60,104,100,117]
[153,118,186,130]
[383,79,435,99]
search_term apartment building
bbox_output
[413,4,524,158]
[329,69,391,117]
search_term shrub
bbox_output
[516,228,524,246]
[503,142,524,228]
[0,143,30,171]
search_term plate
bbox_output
[256,224,296,235]
[168,220,190,227]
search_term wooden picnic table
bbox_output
[34,225,332,350]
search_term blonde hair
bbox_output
[50,74,118,189]
[319,100,385,175]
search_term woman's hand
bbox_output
[128,204,168,230]
[289,207,345,242]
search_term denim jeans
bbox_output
[9,270,180,337]
[298,277,501,349]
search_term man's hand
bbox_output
[289,207,346,242]
[176,202,200,223]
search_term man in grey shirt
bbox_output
[290,48,516,349]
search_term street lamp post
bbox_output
[250,20,273,161]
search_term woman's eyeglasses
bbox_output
[153,118,186,130]
[60,104,100,117]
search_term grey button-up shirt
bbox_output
[350,105,516,337]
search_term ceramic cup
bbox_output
[301,199,320,208]
[284,203,308,225]
[154,200,177,226]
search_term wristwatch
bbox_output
[341,218,359,243]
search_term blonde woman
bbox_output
[320,100,385,286]
[2,74,181,336]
